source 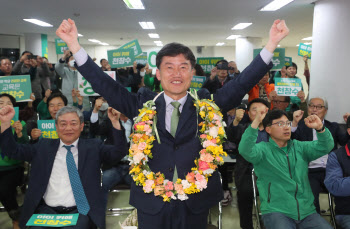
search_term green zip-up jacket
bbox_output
[238,125,334,220]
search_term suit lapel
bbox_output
[176,95,196,137]
[77,139,87,174]
[154,93,169,136]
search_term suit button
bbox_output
[169,167,174,172]
[174,145,179,150]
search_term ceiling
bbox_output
[0,0,316,47]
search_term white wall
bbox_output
[0,35,20,48]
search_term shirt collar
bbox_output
[59,138,79,149]
[164,92,188,109]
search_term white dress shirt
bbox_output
[163,92,188,133]
[43,139,79,207]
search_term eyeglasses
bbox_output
[270,121,292,127]
[308,104,325,110]
[272,100,288,104]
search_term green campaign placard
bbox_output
[117,39,142,57]
[135,52,148,65]
[55,38,68,55]
[285,57,292,67]
[196,57,224,73]
[125,87,131,92]
[274,78,302,97]
[37,120,58,139]
[41,34,48,58]
[190,76,206,90]
[78,71,116,96]
[148,51,158,68]
[107,48,135,68]
[26,214,79,227]
[254,48,285,70]
[298,43,312,59]
[0,75,32,102]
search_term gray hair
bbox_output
[308,97,328,109]
[55,106,84,124]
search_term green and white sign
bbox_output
[148,51,158,68]
[135,52,148,65]
[55,39,68,55]
[0,75,32,102]
[274,78,302,96]
[285,57,292,67]
[190,76,206,90]
[298,43,312,59]
[41,34,48,59]
[197,57,224,73]
[254,48,285,70]
[117,39,142,57]
[26,214,79,227]
[78,71,116,96]
[37,120,58,139]
[107,49,135,68]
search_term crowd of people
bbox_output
[0,18,349,229]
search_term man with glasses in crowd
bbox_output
[270,93,307,120]
[291,97,349,214]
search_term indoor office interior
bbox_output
[0,0,349,228]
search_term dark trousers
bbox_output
[31,203,95,229]
[236,173,254,229]
[308,168,328,214]
[137,200,209,229]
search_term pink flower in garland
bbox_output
[200,134,207,139]
[143,180,154,193]
[164,181,174,191]
[200,153,214,163]
[186,172,196,183]
[195,172,205,181]
[166,191,173,197]
[138,142,147,151]
[174,184,184,195]
[198,160,210,171]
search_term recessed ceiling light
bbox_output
[139,22,155,29]
[78,34,83,37]
[231,23,252,30]
[304,42,312,45]
[226,35,241,40]
[260,0,294,11]
[123,0,145,9]
[23,19,53,27]
[154,41,162,44]
[302,37,312,41]
[216,42,225,46]
[99,42,109,46]
[156,43,163,47]
[88,39,101,43]
[148,33,159,38]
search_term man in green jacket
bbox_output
[239,108,334,229]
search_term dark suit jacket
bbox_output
[76,54,272,215]
[0,127,127,229]
[292,119,348,153]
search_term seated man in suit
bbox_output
[56,18,289,229]
[0,105,127,229]
[292,97,349,213]
[324,117,350,229]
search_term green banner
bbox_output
[37,120,58,139]
[135,52,148,65]
[254,48,285,70]
[55,38,68,55]
[148,51,158,68]
[285,57,292,67]
[274,78,302,96]
[41,34,48,59]
[196,57,224,73]
[298,43,312,59]
[26,214,79,227]
[78,71,116,96]
[117,39,142,57]
[190,76,206,90]
[0,75,32,102]
[107,49,135,68]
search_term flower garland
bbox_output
[128,90,227,202]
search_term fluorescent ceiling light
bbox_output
[260,0,294,11]
[231,23,252,30]
[99,42,109,46]
[302,37,312,40]
[148,33,159,38]
[226,35,241,40]
[123,0,145,9]
[216,42,225,46]
[154,41,162,44]
[156,43,163,47]
[78,34,83,37]
[23,19,53,27]
[304,42,312,45]
[88,39,101,43]
[139,22,155,29]
[296,44,300,46]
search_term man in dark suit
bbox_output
[56,18,289,229]
[0,105,127,229]
[292,97,349,213]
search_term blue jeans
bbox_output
[336,215,350,229]
[261,212,333,229]
[102,164,132,209]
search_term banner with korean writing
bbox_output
[135,52,148,65]
[55,39,68,54]
[107,49,135,68]
[0,75,32,102]
[274,78,302,97]
[78,71,116,96]
[298,43,312,59]
[285,57,292,67]
[37,120,58,139]
[190,76,206,90]
[254,48,285,70]
[26,214,79,227]
[117,39,142,57]
[197,57,224,74]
